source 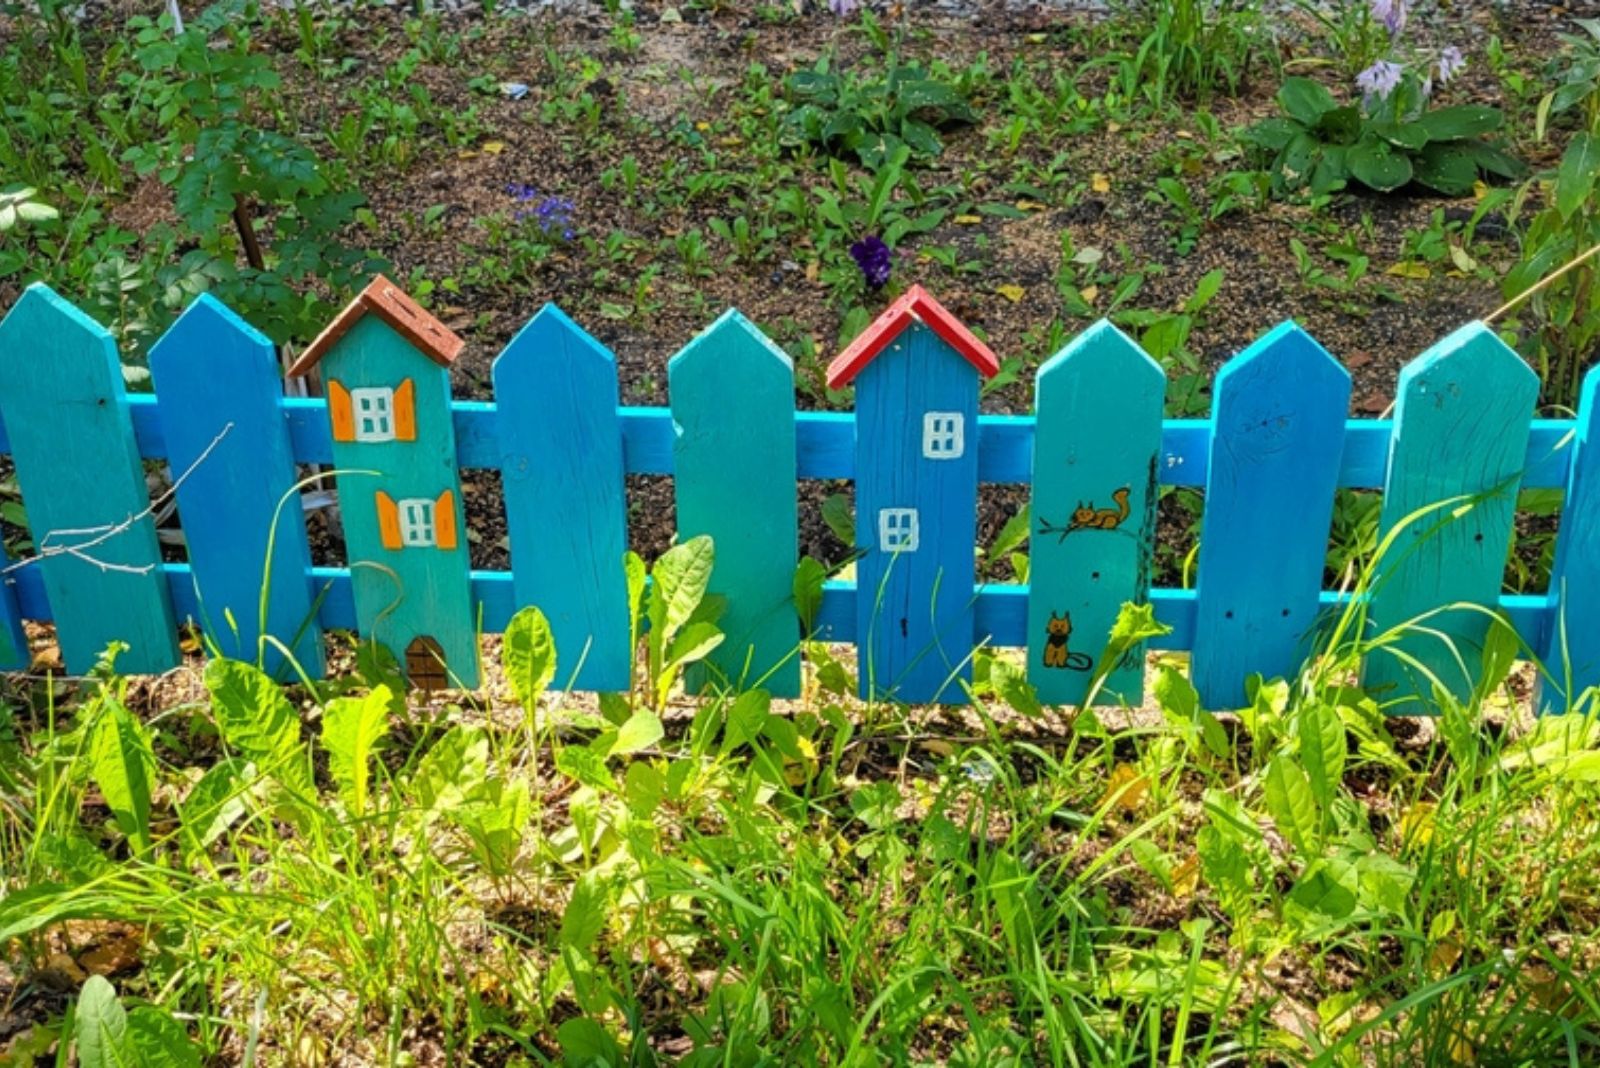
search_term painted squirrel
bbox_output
[1068,486,1131,532]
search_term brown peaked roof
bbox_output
[285,275,465,377]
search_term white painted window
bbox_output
[878,507,920,553]
[399,498,436,547]
[922,412,964,459]
[352,387,396,442]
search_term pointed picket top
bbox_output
[1192,321,1351,709]
[1029,319,1164,705]
[0,282,179,673]
[1542,363,1600,708]
[671,307,794,379]
[149,292,323,678]
[494,302,615,380]
[825,285,1000,388]
[670,308,800,696]
[1365,321,1538,711]
[494,303,631,691]
[1037,318,1162,383]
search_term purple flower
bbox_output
[1437,46,1465,86]
[507,185,576,240]
[850,236,893,289]
[1356,60,1404,102]
[828,0,860,14]
[1370,0,1407,38]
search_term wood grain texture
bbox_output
[669,310,801,696]
[148,294,324,679]
[1192,323,1351,709]
[1028,321,1164,705]
[493,304,630,692]
[852,320,981,703]
[1539,364,1600,710]
[0,283,179,673]
[320,315,478,687]
[1364,323,1538,712]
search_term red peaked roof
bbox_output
[286,275,465,377]
[825,285,1000,389]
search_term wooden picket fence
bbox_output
[0,276,1597,712]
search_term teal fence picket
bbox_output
[1027,320,1163,705]
[493,304,631,692]
[1192,323,1350,709]
[669,310,801,697]
[0,283,179,673]
[1364,323,1538,712]
[1540,364,1600,709]
[149,295,324,679]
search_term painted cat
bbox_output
[1042,611,1092,670]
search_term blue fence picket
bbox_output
[669,311,801,697]
[1539,365,1600,709]
[148,295,323,679]
[0,284,179,673]
[0,540,25,670]
[847,322,986,704]
[1028,321,1163,705]
[1192,323,1350,709]
[493,304,630,692]
[1364,323,1538,712]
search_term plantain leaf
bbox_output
[503,606,558,709]
[90,700,154,855]
[1264,754,1321,856]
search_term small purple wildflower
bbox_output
[1436,46,1465,86]
[1356,59,1404,102]
[828,0,860,15]
[507,184,576,240]
[1370,0,1406,38]
[850,236,893,289]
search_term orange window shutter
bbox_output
[376,491,402,550]
[328,379,355,442]
[394,378,417,441]
[434,489,457,550]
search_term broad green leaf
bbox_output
[623,550,647,646]
[75,976,133,1068]
[503,606,558,708]
[126,1007,203,1068]
[412,726,488,815]
[1264,754,1320,855]
[321,685,393,818]
[665,621,724,669]
[454,776,530,875]
[1348,139,1414,192]
[1287,856,1358,922]
[203,658,309,795]
[1278,77,1337,126]
[556,1017,623,1065]
[1417,104,1503,141]
[792,556,827,635]
[990,659,1043,718]
[90,701,153,855]
[612,708,664,756]
[624,761,666,817]
[1298,702,1346,808]
[1556,132,1600,221]
[650,535,715,647]
[723,689,772,752]
[178,758,259,855]
[1413,142,1479,196]
[560,873,611,953]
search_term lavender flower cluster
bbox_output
[1356,0,1466,105]
[506,183,577,241]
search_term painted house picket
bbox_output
[1,276,1598,714]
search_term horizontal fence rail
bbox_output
[1,279,1597,713]
[0,399,1577,490]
